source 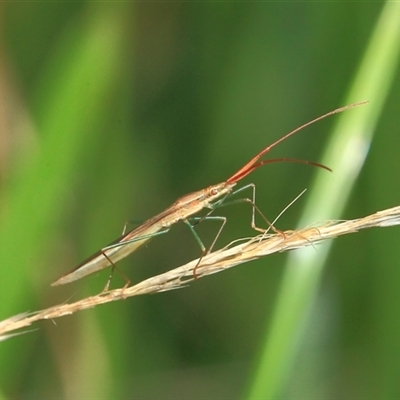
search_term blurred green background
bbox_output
[1,2,400,399]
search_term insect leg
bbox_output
[102,227,171,290]
[101,250,131,292]
[227,183,275,232]
[183,216,227,278]
[103,228,171,251]
[212,183,278,233]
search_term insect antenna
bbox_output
[226,101,368,184]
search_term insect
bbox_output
[51,101,367,288]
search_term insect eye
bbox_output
[210,188,218,195]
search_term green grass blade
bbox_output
[246,2,400,399]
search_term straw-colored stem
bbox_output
[1,204,399,339]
